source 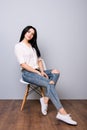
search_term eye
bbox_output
[31,33,34,36]
[27,31,34,35]
[27,30,31,33]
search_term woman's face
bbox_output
[24,28,35,41]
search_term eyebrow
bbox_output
[28,30,34,34]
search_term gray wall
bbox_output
[0,0,87,99]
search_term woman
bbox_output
[15,25,77,125]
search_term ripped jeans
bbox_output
[22,69,63,110]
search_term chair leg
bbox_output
[21,84,30,111]
[40,87,45,97]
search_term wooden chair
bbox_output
[20,79,45,111]
[20,59,46,111]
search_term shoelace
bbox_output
[66,114,72,119]
[43,104,48,111]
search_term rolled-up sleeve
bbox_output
[15,45,25,64]
[38,57,43,61]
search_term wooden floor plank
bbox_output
[0,100,87,130]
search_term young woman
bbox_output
[15,26,77,125]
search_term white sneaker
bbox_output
[56,112,77,125]
[40,97,48,115]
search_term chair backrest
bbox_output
[42,59,46,70]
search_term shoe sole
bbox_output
[56,117,77,126]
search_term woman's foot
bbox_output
[40,97,48,115]
[56,112,77,125]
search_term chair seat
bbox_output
[20,78,29,84]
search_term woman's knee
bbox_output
[51,69,60,74]
[49,80,55,85]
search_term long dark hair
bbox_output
[19,25,41,57]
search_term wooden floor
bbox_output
[0,100,87,130]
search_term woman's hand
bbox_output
[36,70,48,79]
[36,71,42,76]
[41,71,48,79]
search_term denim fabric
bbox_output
[22,69,63,110]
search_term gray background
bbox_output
[0,0,87,99]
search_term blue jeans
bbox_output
[22,69,63,110]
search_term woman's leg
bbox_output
[44,69,60,104]
[22,70,77,125]
[22,69,63,110]
[45,69,60,86]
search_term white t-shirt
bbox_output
[15,42,40,69]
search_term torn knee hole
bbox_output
[49,80,55,84]
[51,69,60,74]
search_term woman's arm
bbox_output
[38,59,44,72]
[38,59,48,78]
[21,63,41,75]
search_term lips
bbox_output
[28,36,32,39]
